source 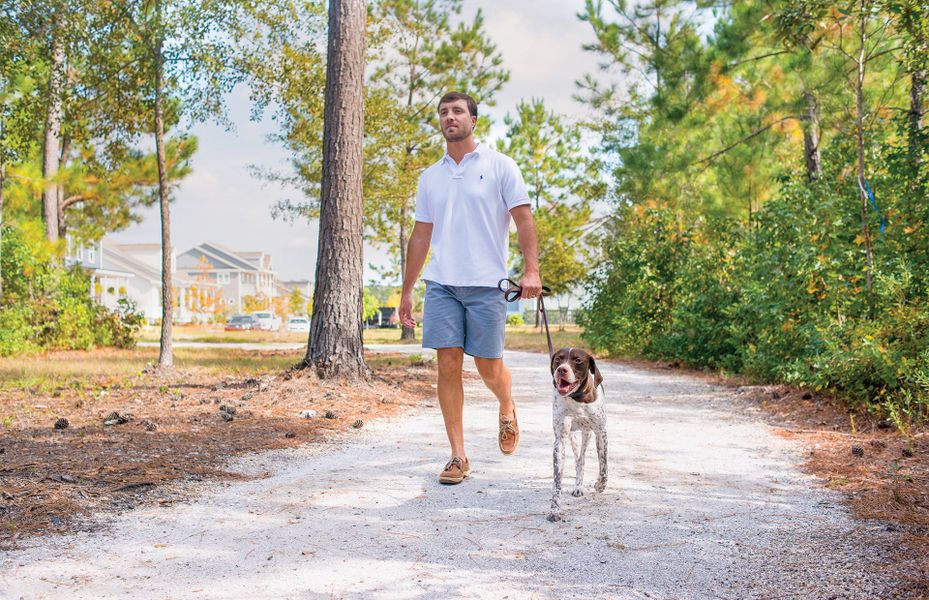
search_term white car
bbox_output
[287,316,310,332]
[252,311,282,331]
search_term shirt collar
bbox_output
[442,141,484,165]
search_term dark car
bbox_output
[225,314,258,331]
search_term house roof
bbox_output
[112,243,161,252]
[103,240,216,288]
[182,242,258,272]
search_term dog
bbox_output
[547,347,606,522]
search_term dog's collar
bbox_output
[569,373,597,403]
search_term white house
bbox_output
[65,237,219,324]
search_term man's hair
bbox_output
[438,91,478,118]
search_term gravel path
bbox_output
[0,350,902,599]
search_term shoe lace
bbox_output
[444,457,463,471]
[499,417,517,441]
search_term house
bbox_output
[65,237,220,324]
[364,306,398,328]
[176,241,281,315]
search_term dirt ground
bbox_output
[742,385,929,597]
[0,349,437,551]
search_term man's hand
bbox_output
[519,271,543,299]
[399,292,416,329]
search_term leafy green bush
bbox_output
[0,225,144,355]
[581,163,929,422]
[506,313,524,326]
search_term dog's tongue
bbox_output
[556,378,575,394]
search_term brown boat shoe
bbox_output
[499,410,519,455]
[439,456,471,484]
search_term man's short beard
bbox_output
[443,124,473,142]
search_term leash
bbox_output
[498,278,553,359]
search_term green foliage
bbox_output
[579,0,929,422]
[506,312,524,326]
[0,225,142,355]
[362,287,380,321]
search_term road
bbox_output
[0,349,900,599]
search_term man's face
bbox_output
[438,99,476,142]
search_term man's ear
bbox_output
[589,355,603,389]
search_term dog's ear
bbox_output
[588,354,603,389]
[550,352,558,375]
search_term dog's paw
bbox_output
[547,511,564,523]
[570,487,584,497]
[594,479,606,493]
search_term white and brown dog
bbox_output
[548,347,606,522]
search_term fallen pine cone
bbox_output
[54,418,69,430]
[851,445,864,457]
[352,419,364,429]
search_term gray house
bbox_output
[176,241,280,314]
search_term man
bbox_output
[399,91,541,485]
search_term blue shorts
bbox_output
[421,280,506,359]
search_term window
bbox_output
[87,247,95,262]
[217,272,230,284]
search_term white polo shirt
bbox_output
[414,143,530,287]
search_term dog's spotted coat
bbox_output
[548,347,607,522]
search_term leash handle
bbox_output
[498,278,554,359]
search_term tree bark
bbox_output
[909,67,926,172]
[855,3,874,295]
[802,90,822,181]
[0,140,4,299]
[154,1,173,369]
[56,134,71,239]
[42,30,65,243]
[306,0,368,379]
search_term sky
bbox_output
[111,1,599,284]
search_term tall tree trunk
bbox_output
[56,134,71,239]
[42,31,65,243]
[0,142,4,299]
[855,3,874,295]
[399,202,416,340]
[154,5,173,369]
[802,90,822,181]
[306,0,368,379]
[909,67,926,172]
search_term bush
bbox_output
[580,166,929,422]
[506,313,524,326]
[0,225,144,355]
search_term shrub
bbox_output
[0,225,144,355]
[506,313,524,326]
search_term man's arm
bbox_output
[399,221,433,328]
[510,205,542,298]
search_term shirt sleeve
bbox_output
[413,172,433,223]
[499,156,531,210]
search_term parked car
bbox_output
[225,314,258,331]
[252,311,282,331]
[286,316,310,332]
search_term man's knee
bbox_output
[437,348,464,377]
[474,357,506,384]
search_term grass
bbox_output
[0,347,302,392]
[2,323,583,392]
[138,325,423,345]
[504,324,584,353]
[138,323,584,354]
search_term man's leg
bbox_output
[473,357,514,420]
[436,347,466,459]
